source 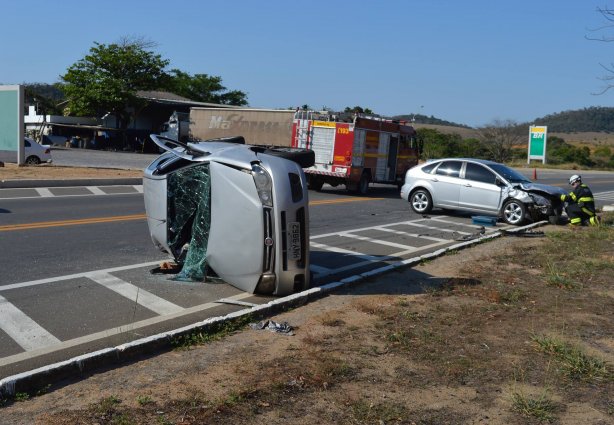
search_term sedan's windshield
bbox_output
[488,163,532,184]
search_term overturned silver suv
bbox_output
[143,135,314,296]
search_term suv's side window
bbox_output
[464,162,497,184]
[435,161,462,178]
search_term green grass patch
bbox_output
[172,315,253,348]
[511,391,557,423]
[532,335,612,382]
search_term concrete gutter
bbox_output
[0,221,547,398]
[0,178,142,189]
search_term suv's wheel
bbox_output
[410,189,432,214]
[502,199,526,225]
[263,147,315,168]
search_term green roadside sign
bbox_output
[527,125,547,164]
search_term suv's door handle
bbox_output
[464,183,472,187]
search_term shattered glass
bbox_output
[166,163,211,281]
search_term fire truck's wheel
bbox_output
[410,189,433,214]
[263,148,315,168]
[308,177,324,191]
[357,172,370,195]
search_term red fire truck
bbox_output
[292,111,421,194]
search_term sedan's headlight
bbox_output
[252,163,273,206]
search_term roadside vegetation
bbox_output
[4,215,611,424]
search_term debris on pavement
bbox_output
[500,229,545,237]
[250,320,294,335]
[150,261,181,274]
[454,226,486,241]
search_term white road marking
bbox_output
[0,295,60,351]
[401,220,472,235]
[86,272,183,316]
[34,188,54,197]
[376,227,448,242]
[309,264,332,275]
[0,186,143,200]
[0,261,162,293]
[0,293,255,367]
[309,241,394,261]
[86,186,107,195]
[339,232,421,250]
[595,190,614,201]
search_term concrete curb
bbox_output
[0,178,143,189]
[0,220,547,398]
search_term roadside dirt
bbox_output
[1,224,612,424]
[0,163,142,181]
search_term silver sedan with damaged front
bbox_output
[400,158,566,225]
[143,134,315,296]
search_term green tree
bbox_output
[167,69,247,105]
[60,38,170,131]
[417,128,463,160]
[476,119,523,163]
[344,106,374,115]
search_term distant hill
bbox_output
[393,114,471,129]
[528,107,614,133]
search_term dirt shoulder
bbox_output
[0,163,142,181]
[1,224,612,424]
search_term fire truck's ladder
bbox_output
[294,110,312,149]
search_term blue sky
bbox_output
[0,0,612,127]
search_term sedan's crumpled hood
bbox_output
[516,182,566,197]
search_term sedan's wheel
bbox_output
[410,189,433,214]
[502,199,526,225]
[25,155,41,165]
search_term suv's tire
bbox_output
[410,189,433,214]
[263,148,315,168]
[502,199,526,225]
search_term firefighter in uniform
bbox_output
[561,175,599,226]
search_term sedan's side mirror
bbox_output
[495,177,506,187]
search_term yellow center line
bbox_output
[0,198,383,232]
[0,214,146,232]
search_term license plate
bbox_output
[287,222,302,260]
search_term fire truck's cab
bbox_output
[292,111,420,194]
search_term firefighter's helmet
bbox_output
[569,174,581,185]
